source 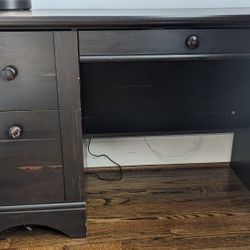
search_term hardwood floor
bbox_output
[1,165,250,249]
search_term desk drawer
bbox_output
[0,32,58,111]
[0,111,60,140]
[79,29,250,56]
[0,139,64,206]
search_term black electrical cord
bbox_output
[87,138,123,181]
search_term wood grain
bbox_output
[232,128,250,190]
[0,32,58,111]
[79,29,250,56]
[3,9,250,30]
[0,139,64,205]
[1,165,250,249]
[0,111,60,140]
[54,31,84,202]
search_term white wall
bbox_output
[32,0,250,9]
[87,134,233,168]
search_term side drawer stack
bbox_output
[0,32,64,206]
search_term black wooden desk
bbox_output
[0,8,250,238]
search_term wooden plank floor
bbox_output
[1,166,250,249]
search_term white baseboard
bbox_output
[85,133,233,168]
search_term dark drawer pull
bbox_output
[2,65,18,81]
[9,125,22,139]
[186,35,200,49]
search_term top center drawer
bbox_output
[79,29,250,56]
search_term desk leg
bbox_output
[231,129,250,190]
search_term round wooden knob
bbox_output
[2,65,18,81]
[9,126,22,139]
[186,35,200,49]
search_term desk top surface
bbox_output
[1,8,250,29]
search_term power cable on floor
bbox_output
[87,138,123,181]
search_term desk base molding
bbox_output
[0,202,86,238]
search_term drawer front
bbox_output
[0,111,60,140]
[0,32,58,111]
[79,29,250,56]
[0,139,64,206]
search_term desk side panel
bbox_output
[54,31,84,202]
[231,130,250,190]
